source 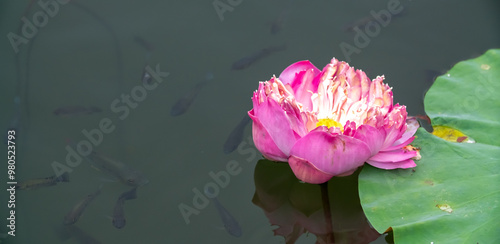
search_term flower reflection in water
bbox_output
[252,159,380,244]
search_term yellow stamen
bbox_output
[316,118,344,132]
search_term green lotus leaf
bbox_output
[359,49,500,243]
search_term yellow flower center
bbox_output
[316,118,344,132]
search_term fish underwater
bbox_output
[141,66,153,85]
[270,0,295,34]
[212,197,242,237]
[134,36,154,54]
[342,15,377,32]
[231,44,287,70]
[53,106,102,116]
[16,172,69,190]
[57,224,102,244]
[112,187,138,229]
[134,36,155,85]
[270,13,285,34]
[64,186,102,225]
[86,151,149,187]
[170,72,214,116]
[342,8,408,33]
[223,115,251,154]
[205,189,242,237]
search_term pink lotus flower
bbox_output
[248,58,420,184]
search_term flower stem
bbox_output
[320,182,335,243]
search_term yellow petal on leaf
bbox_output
[431,125,475,143]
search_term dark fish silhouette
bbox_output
[342,8,408,33]
[57,225,102,244]
[270,0,295,34]
[205,188,242,237]
[134,36,155,85]
[270,11,288,34]
[64,186,102,225]
[16,172,69,190]
[86,151,149,187]
[223,115,251,154]
[53,106,102,116]
[141,66,153,85]
[231,44,287,70]
[112,187,138,229]
[170,73,214,116]
[342,15,377,32]
[213,197,242,237]
[134,36,154,53]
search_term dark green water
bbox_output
[1,0,499,243]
